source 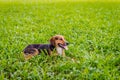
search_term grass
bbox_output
[0,0,120,80]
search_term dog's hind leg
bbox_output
[23,48,39,60]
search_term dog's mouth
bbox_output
[58,43,68,50]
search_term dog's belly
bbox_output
[56,47,63,55]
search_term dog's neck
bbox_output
[49,44,55,51]
[49,44,65,56]
[56,47,64,56]
[56,47,65,57]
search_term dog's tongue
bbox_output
[63,46,68,50]
[62,44,68,50]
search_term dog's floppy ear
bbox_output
[50,36,55,46]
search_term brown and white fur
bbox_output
[23,35,69,60]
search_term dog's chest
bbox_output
[56,47,63,55]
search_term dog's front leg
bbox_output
[62,50,66,57]
[48,49,52,55]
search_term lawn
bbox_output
[0,0,120,80]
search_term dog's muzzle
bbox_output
[58,42,69,50]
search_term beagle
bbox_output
[23,35,69,60]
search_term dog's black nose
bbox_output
[66,42,69,45]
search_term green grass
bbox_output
[0,0,120,80]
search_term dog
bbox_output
[23,35,69,60]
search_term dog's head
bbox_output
[50,35,69,50]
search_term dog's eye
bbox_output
[60,38,63,40]
[55,37,58,40]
